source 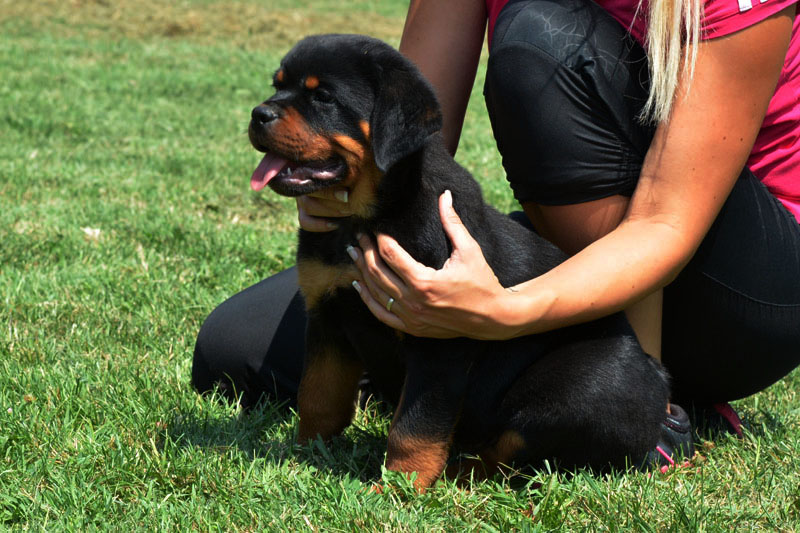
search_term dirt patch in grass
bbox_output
[1,0,404,51]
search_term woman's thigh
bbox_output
[663,172,800,403]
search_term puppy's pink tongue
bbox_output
[251,153,288,191]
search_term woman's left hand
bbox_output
[347,190,519,340]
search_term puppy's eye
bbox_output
[313,87,334,104]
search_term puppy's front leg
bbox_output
[385,343,471,491]
[297,318,364,443]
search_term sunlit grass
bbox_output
[2,1,799,530]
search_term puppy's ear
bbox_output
[369,53,443,173]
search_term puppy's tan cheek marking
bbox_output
[275,107,334,160]
[333,135,366,161]
[355,156,382,217]
[277,107,308,138]
[304,75,320,90]
[330,134,381,218]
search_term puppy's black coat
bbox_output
[248,34,669,489]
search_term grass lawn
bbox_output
[2,0,799,530]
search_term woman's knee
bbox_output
[191,270,307,408]
[488,0,649,90]
[485,0,653,207]
[191,297,257,402]
[490,0,636,67]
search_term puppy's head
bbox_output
[248,34,442,217]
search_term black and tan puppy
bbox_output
[248,34,669,489]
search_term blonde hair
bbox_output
[640,0,704,123]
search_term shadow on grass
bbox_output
[163,390,680,489]
[166,392,391,482]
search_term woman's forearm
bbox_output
[497,218,692,338]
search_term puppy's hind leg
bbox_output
[499,336,669,472]
[444,430,529,484]
[297,318,364,443]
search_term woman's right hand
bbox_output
[296,187,351,232]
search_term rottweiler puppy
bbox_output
[248,34,669,490]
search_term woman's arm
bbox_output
[399,0,487,153]
[351,6,795,340]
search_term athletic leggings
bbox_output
[192,0,800,409]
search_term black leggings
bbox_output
[192,0,800,409]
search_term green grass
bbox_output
[2,1,800,530]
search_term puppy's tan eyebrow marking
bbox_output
[275,69,285,83]
[304,75,320,90]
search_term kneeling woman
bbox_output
[193,0,800,463]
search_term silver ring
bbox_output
[385,297,395,313]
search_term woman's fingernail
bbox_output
[351,280,362,293]
[346,245,358,261]
[335,190,349,203]
[326,221,339,229]
[442,189,452,207]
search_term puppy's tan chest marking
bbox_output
[297,258,359,309]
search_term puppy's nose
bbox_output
[252,105,279,125]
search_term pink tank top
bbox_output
[486,0,800,222]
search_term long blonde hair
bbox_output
[640,0,704,123]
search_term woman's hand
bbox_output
[348,190,519,340]
[296,187,352,232]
